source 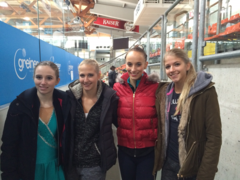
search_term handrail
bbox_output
[99,52,126,68]
[149,15,162,31]
[199,50,240,61]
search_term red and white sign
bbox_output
[94,17,139,32]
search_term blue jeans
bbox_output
[161,157,196,180]
[118,148,155,180]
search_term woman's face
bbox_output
[164,55,190,84]
[126,51,148,80]
[34,65,60,95]
[78,64,100,92]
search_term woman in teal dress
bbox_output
[1,61,71,180]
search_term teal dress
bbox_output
[34,110,65,180]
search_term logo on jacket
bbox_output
[14,48,39,80]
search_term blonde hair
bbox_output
[78,59,100,74]
[164,48,197,115]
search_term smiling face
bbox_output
[78,64,100,92]
[34,65,60,96]
[126,51,148,80]
[164,55,191,86]
[164,55,190,85]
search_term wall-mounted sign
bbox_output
[94,17,139,32]
[0,21,83,106]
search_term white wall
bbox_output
[203,59,240,180]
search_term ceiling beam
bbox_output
[0,13,63,19]
[13,24,81,29]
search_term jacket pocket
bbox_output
[178,141,200,178]
[94,143,101,155]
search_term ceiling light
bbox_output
[39,27,44,30]
[23,17,30,21]
[0,2,8,7]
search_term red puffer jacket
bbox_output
[113,72,159,149]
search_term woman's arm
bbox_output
[197,87,222,180]
[1,103,21,180]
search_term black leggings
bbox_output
[161,157,196,180]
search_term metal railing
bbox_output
[101,0,240,80]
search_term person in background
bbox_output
[1,61,70,180]
[153,48,222,180]
[66,59,118,180]
[108,66,117,88]
[113,45,159,180]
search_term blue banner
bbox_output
[0,21,83,106]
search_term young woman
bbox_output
[66,59,118,180]
[113,46,159,180]
[1,61,70,180]
[153,48,222,180]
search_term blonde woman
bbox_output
[153,48,222,180]
[66,59,118,180]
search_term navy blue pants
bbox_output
[118,148,155,180]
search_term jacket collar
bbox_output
[116,71,160,85]
[68,79,103,100]
[165,71,213,98]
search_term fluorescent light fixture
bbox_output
[0,2,8,7]
[23,17,30,21]
[39,27,44,30]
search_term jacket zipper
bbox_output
[94,143,101,155]
[133,92,137,157]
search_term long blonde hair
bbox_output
[164,49,197,115]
